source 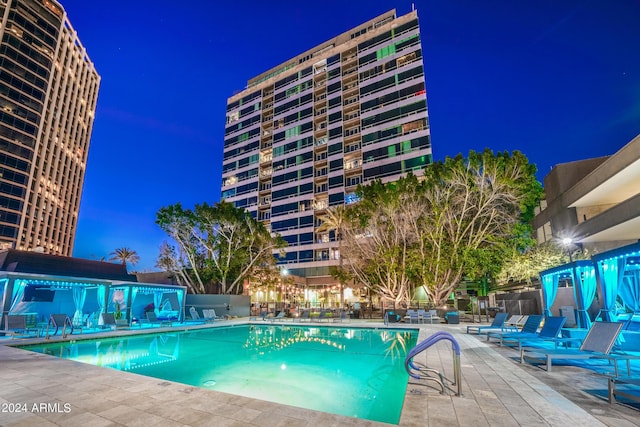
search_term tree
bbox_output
[109,247,140,269]
[338,150,542,307]
[497,241,589,285]
[340,178,420,305]
[156,241,198,290]
[156,201,285,294]
[411,150,542,306]
[316,205,349,306]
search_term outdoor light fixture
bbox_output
[562,237,574,262]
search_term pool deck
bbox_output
[0,319,638,426]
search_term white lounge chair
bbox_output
[189,306,201,321]
[203,309,225,322]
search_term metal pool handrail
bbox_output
[404,331,462,396]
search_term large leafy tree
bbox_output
[156,201,285,294]
[412,150,542,305]
[109,247,140,269]
[497,242,566,285]
[339,150,542,306]
[340,178,420,305]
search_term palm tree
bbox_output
[317,205,348,307]
[109,247,140,269]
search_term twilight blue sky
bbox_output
[65,0,640,271]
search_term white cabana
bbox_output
[0,272,186,330]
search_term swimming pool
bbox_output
[20,324,418,424]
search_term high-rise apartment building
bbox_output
[222,9,431,285]
[0,0,99,255]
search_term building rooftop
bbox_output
[0,249,135,282]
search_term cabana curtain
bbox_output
[9,280,27,312]
[0,279,7,311]
[541,274,559,317]
[598,258,626,321]
[176,290,184,321]
[97,285,106,325]
[154,291,163,316]
[72,287,87,326]
[619,272,640,314]
[130,287,139,322]
[572,265,597,329]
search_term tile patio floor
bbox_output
[0,319,638,426]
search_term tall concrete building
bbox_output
[0,0,99,255]
[222,9,431,288]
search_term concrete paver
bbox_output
[0,320,638,426]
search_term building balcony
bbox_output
[344,159,362,171]
[314,137,328,147]
[313,200,328,210]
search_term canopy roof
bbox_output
[0,249,136,282]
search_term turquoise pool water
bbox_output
[21,325,418,424]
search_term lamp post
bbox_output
[562,237,573,262]
[280,268,288,314]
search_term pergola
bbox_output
[539,242,640,329]
[592,242,640,324]
[540,260,596,329]
[0,272,186,329]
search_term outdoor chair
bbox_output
[497,316,567,351]
[445,311,460,324]
[607,375,640,405]
[206,308,226,321]
[270,311,286,322]
[406,309,420,324]
[486,314,543,344]
[466,312,509,335]
[99,312,117,329]
[423,309,441,324]
[71,313,90,333]
[384,311,401,325]
[201,309,216,322]
[333,310,349,323]
[514,315,530,330]
[294,310,311,322]
[3,314,39,339]
[188,307,207,324]
[520,321,632,373]
[503,315,524,331]
[189,306,201,321]
[48,313,74,336]
[317,310,332,322]
[146,311,173,327]
[213,308,227,320]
